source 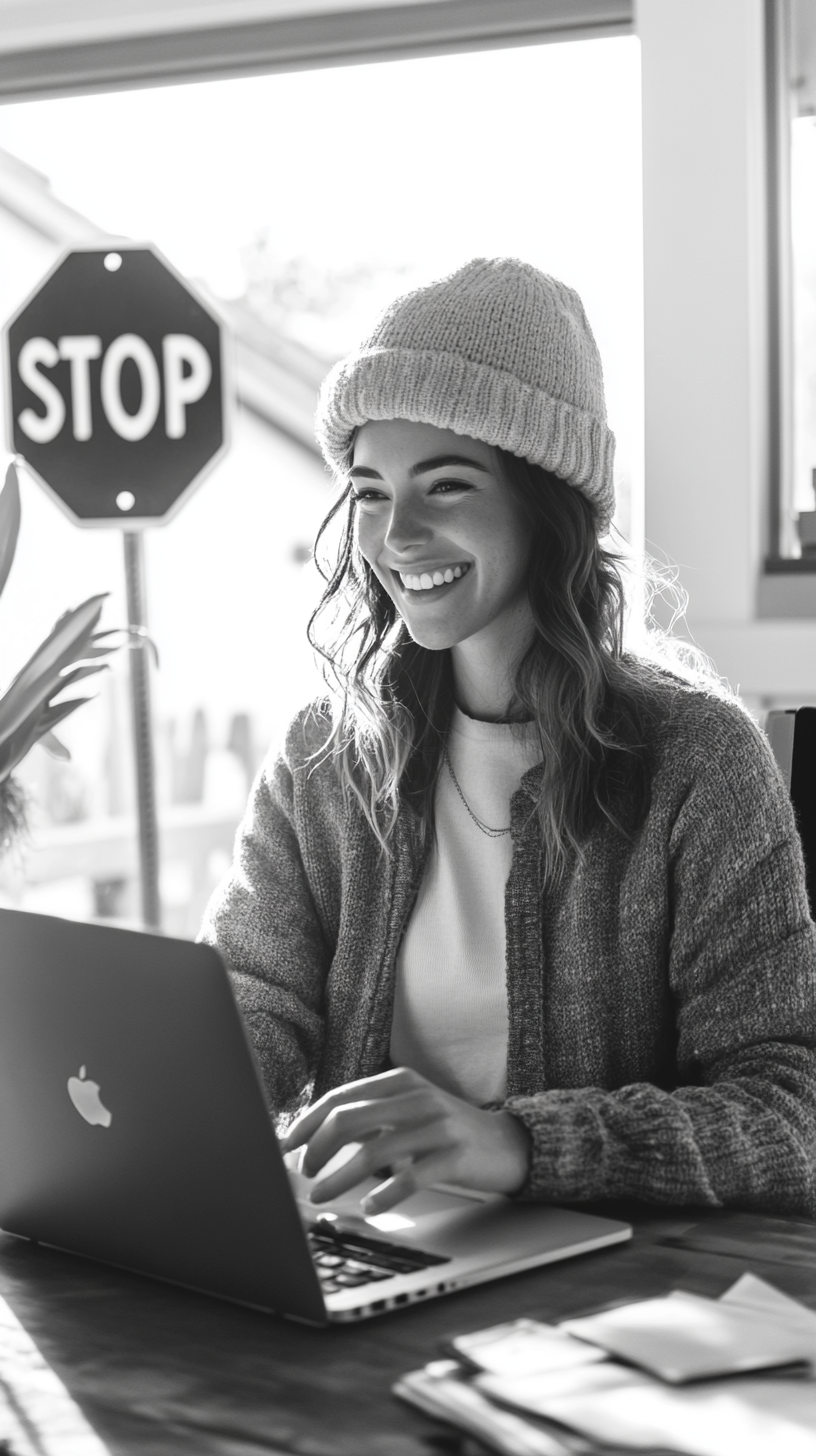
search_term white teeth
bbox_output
[398,564,469,591]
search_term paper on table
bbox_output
[451,1318,607,1377]
[394,1359,574,1456]
[0,1294,109,1455]
[560,1289,814,1382]
[474,1360,816,1456]
[472,1276,816,1456]
[722,1271,816,1351]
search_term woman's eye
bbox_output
[351,479,471,504]
[430,478,472,495]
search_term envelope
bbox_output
[560,1289,813,1383]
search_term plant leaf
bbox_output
[91,625,160,669]
[0,594,107,744]
[0,696,96,777]
[70,644,118,660]
[0,696,89,780]
[40,697,93,732]
[0,463,21,600]
[52,662,110,695]
[4,592,108,696]
[39,730,70,761]
[0,702,46,780]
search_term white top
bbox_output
[390,707,541,1105]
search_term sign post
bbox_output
[123,532,161,928]
[3,243,229,929]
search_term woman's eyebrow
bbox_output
[408,454,491,478]
[348,454,490,481]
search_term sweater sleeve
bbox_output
[199,734,333,1119]
[504,701,816,1216]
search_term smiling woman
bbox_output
[201,258,816,1222]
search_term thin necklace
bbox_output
[442,741,512,838]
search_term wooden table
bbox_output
[0,1204,814,1455]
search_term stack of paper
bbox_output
[394,1275,816,1456]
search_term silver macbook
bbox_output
[0,908,631,1323]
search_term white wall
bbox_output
[638,0,816,708]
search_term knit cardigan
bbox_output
[200,675,816,1217]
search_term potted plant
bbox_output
[0,462,118,853]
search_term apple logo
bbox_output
[67,1066,112,1128]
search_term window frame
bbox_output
[765,0,816,576]
[0,0,633,102]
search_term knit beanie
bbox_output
[315,257,615,534]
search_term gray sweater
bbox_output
[201,675,816,1216]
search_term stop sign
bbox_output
[2,243,229,527]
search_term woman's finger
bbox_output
[300,1086,441,1177]
[282,1067,424,1151]
[298,1100,378,1175]
[362,1148,457,1216]
[306,1100,451,1196]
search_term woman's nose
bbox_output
[384,497,431,553]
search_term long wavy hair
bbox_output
[307,443,695,881]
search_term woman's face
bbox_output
[351,419,534,657]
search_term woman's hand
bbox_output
[280,1066,531,1215]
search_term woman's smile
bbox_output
[393,562,472,596]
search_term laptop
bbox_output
[0,908,631,1324]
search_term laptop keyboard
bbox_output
[308,1225,450,1294]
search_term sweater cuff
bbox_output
[503,1091,611,1203]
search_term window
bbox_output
[0,33,642,931]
